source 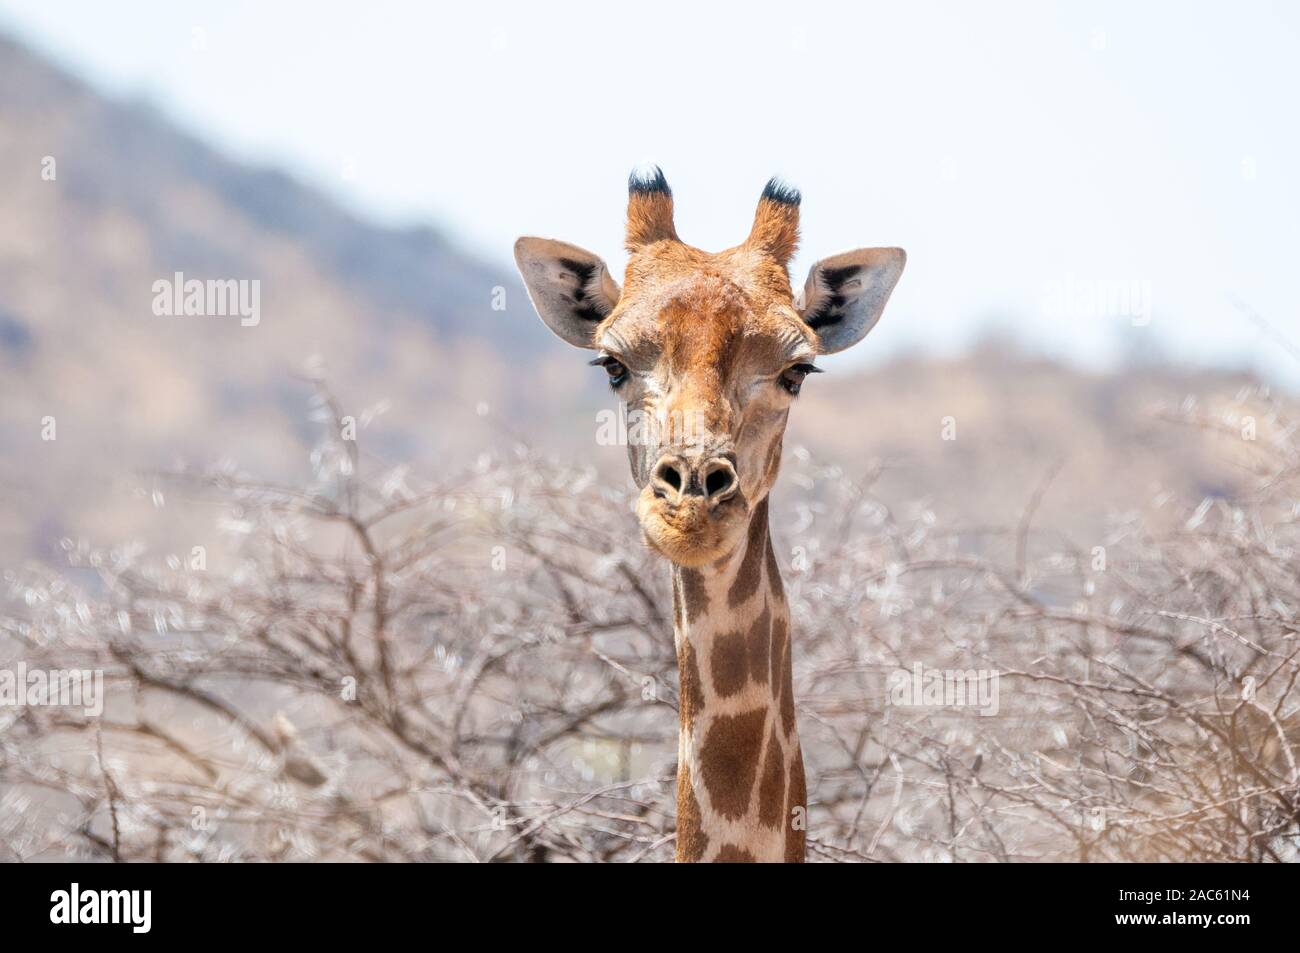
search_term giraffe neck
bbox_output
[670,497,806,862]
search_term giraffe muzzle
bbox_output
[637,452,747,567]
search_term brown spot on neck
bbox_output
[747,601,771,686]
[784,746,807,863]
[715,843,758,863]
[710,629,748,697]
[777,629,796,737]
[676,766,709,863]
[728,498,769,608]
[710,600,774,699]
[769,612,788,687]
[699,708,766,819]
[757,727,786,829]
[678,640,705,728]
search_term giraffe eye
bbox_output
[780,363,820,395]
[590,355,629,389]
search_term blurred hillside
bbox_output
[0,31,548,561]
[786,337,1279,549]
[0,33,1287,568]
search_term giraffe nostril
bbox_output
[654,460,683,495]
[704,461,737,502]
[705,467,733,498]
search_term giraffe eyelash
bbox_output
[589,355,629,389]
[780,363,821,396]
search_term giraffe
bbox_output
[515,167,905,862]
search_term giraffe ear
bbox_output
[514,237,621,349]
[796,248,906,354]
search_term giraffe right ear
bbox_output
[796,247,906,354]
[514,238,621,349]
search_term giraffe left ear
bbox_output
[796,247,906,353]
[514,237,621,349]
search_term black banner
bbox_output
[0,862,1283,941]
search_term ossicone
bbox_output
[626,163,679,251]
[745,176,801,267]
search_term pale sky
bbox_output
[2,0,1298,383]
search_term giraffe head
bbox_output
[516,167,905,568]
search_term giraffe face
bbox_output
[595,244,814,567]
[516,167,906,567]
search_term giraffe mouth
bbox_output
[635,487,746,567]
